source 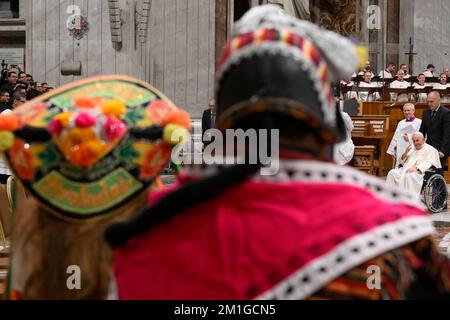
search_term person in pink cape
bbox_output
[105,5,450,300]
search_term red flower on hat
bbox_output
[75,112,97,128]
[104,116,127,141]
[49,118,64,136]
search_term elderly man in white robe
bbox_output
[386,132,441,195]
[387,103,422,168]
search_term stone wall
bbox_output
[412,0,450,74]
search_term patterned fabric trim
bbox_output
[215,28,335,126]
[308,236,450,299]
[183,160,425,210]
[255,216,435,300]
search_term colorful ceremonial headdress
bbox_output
[0,75,190,221]
[215,5,363,143]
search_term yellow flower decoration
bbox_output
[54,112,72,128]
[355,45,369,70]
[101,99,127,119]
[0,131,14,152]
[85,139,107,158]
[163,124,190,145]
[68,127,96,144]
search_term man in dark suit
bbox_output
[0,71,18,96]
[201,99,216,147]
[419,91,450,169]
[0,91,10,112]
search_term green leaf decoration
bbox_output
[124,107,145,127]
[38,144,60,171]
[115,140,139,165]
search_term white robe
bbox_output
[390,80,410,89]
[378,70,393,79]
[412,83,427,89]
[412,83,428,102]
[433,83,450,102]
[386,143,441,195]
[352,71,374,78]
[423,70,435,78]
[433,83,449,89]
[387,118,422,168]
[357,81,381,101]
[334,111,354,165]
[390,80,411,102]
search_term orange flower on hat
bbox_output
[160,109,191,129]
[140,142,172,180]
[68,127,96,144]
[69,139,107,168]
[54,112,71,127]
[101,99,127,119]
[74,96,102,109]
[56,127,96,161]
[0,113,20,131]
[148,100,173,124]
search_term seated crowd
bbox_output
[0,64,53,113]
[341,62,450,103]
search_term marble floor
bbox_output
[431,209,450,256]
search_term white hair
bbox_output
[412,132,425,140]
[428,91,441,100]
[403,103,415,110]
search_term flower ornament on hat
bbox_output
[215,4,361,143]
[0,75,191,221]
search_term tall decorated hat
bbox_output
[215,5,365,143]
[0,75,190,221]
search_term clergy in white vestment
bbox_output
[357,71,381,101]
[352,70,374,79]
[433,73,449,89]
[433,73,450,102]
[386,132,441,195]
[423,64,436,78]
[387,103,422,168]
[390,70,410,89]
[412,73,429,103]
[399,64,411,79]
[351,60,374,79]
[378,62,396,79]
[390,70,411,102]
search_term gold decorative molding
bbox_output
[311,0,362,37]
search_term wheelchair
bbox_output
[421,167,448,213]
